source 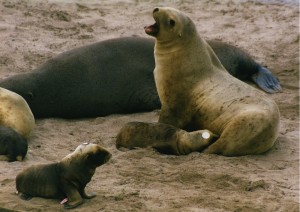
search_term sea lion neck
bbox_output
[154,35,199,55]
[154,40,183,55]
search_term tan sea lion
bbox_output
[144,7,280,156]
[0,87,35,139]
[116,122,217,155]
[0,87,34,161]
[16,143,111,209]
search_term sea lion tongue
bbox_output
[144,22,159,36]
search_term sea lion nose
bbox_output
[153,8,159,13]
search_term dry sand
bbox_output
[0,0,299,211]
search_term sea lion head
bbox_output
[62,143,111,168]
[144,7,197,42]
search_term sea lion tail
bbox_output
[251,66,282,93]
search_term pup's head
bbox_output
[63,143,111,168]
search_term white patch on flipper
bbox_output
[202,131,210,139]
[60,198,68,204]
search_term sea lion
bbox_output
[0,126,28,162]
[0,87,35,139]
[0,87,34,161]
[208,40,281,93]
[16,143,111,209]
[0,37,281,119]
[116,122,217,155]
[144,7,280,156]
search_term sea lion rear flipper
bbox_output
[251,66,282,93]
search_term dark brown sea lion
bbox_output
[0,126,28,162]
[0,37,281,119]
[116,122,217,155]
[143,7,280,156]
[16,143,111,209]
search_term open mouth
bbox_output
[144,22,159,36]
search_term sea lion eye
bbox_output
[169,19,175,27]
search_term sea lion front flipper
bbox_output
[80,190,96,199]
[62,183,84,209]
[20,193,33,200]
[0,155,10,161]
[251,66,282,93]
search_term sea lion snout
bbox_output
[86,145,112,167]
[153,8,159,13]
[145,8,162,36]
[99,147,112,163]
[104,152,112,163]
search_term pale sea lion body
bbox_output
[16,143,111,209]
[144,7,280,156]
[116,122,217,155]
[0,37,280,119]
[0,87,35,139]
[0,87,34,161]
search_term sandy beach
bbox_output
[0,0,299,211]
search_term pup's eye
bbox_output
[169,19,175,27]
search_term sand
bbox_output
[0,0,299,211]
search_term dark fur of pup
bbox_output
[16,143,111,209]
[0,126,28,162]
[116,122,217,155]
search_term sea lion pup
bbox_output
[116,122,217,155]
[144,7,280,156]
[0,127,28,162]
[16,143,111,209]
[0,38,280,119]
[0,87,34,161]
[0,126,28,162]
